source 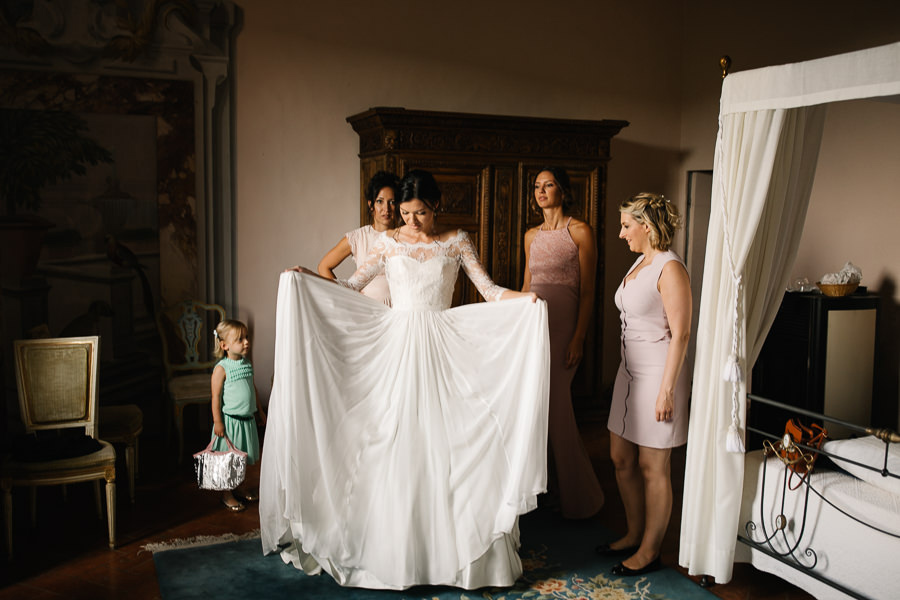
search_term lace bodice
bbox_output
[341,230,506,309]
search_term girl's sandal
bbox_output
[237,489,258,502]
[222,497,246,512]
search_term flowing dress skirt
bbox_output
[260,272,550,590]
[529,282,604,518]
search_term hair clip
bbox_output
[213,330,219,340]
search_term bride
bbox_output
[260,169,551,590]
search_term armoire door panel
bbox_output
[491,165,518,290]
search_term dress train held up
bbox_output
[260,231,550,590]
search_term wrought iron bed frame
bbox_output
[734,393,900,599]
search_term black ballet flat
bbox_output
[611,556,661,576]
[594,543,640,557]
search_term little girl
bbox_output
[211,319,266,512]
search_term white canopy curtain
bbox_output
[679,41,900,584]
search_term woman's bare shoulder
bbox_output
[568,218,595,243]
[568,217,592,231]
[659,257,691,290]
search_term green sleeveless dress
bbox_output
[210,356,260,464]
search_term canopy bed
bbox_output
[679,41,900,599]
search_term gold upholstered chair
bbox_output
[156,300,225,463]
[1,336,117,558]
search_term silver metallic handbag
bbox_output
[193,434,247,491]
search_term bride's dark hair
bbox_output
[399,169,441,212]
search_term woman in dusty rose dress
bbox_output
[600,192,691,577]
[522,167,604,519]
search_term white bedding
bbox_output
[736,450,900,599]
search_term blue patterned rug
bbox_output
[152,508,714,600]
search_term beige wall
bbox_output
[793,99,900,290]
[235,0,900,411]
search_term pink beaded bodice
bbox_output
[528,218,580,289]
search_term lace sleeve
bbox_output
[456,230,507,302]
[339,235,386,291]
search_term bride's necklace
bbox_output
[397,226,439,245]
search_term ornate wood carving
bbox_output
[347,107,628,404]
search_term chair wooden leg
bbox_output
[94,481,102,519]
[125,443,135,504]
[3,487,12,559]
[105,480,116,549]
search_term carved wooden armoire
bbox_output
[347,107,628,405]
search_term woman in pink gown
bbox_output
[522,167,604,519]
[601,192,691,577]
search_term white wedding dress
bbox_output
[260,230,550,590]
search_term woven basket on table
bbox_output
[816,281,859,297]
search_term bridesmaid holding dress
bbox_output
[317,170,400,305]
[522,166,604,519]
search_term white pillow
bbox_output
[823,435,900,496]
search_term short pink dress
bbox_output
[528,218,604,518]
[608,251,689,449]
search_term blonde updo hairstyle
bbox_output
[619,193,682,251]
[213,319,248,359]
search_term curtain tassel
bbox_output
[722,353,743,383]
[726,423,745,453]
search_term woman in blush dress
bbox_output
[599,192,691,577]
[521,167,604,519]
[317,170,400,305]
[262,169,550,590]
